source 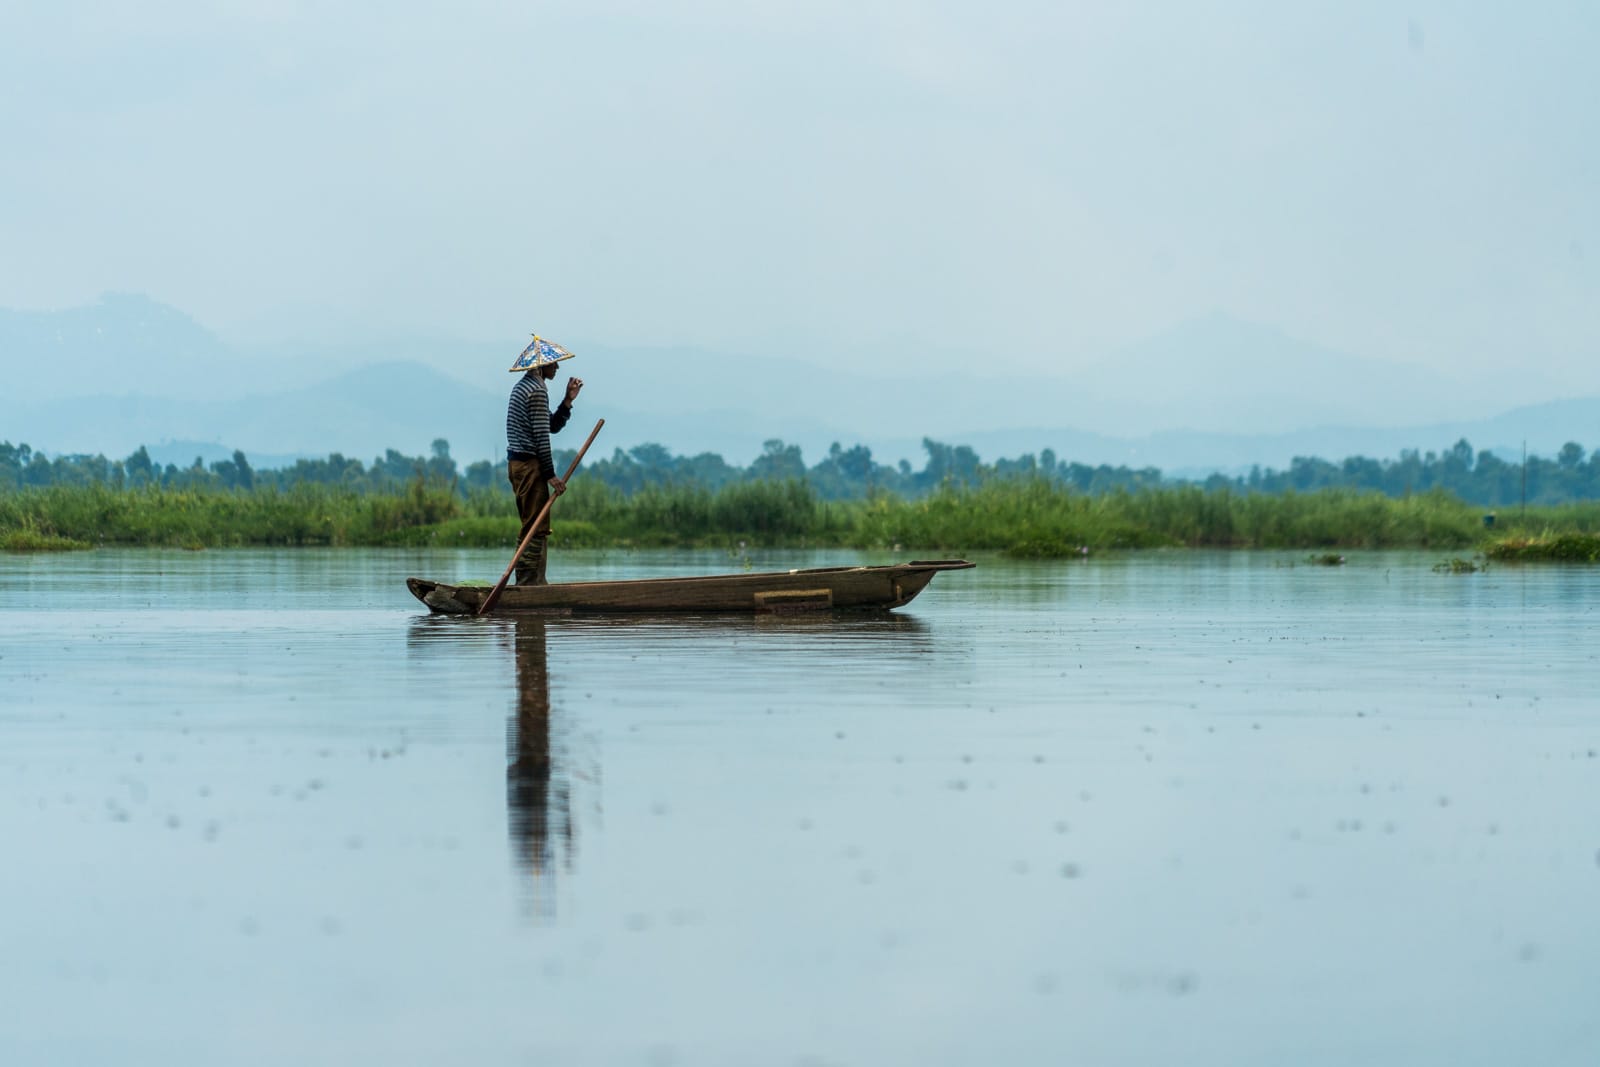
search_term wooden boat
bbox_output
[407,559,975,615]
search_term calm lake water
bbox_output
[3,548,1598,1066]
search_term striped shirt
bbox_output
[506,371,572,477]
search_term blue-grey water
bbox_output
[3,548,1598,1066]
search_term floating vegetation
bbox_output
[1306,553,1346,566]
[1431,558,1482,574]
[1484,533,1600,563]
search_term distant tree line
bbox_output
[1,436,1596,506]
[0,440,461,495]
[1198,438,1600,508]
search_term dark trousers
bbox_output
[508,459,551,585]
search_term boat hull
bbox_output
[407,560,975,615]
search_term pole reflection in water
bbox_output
[506,618,578,919]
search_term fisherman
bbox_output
[506,337,584,584]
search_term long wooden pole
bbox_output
[478,418,604,616]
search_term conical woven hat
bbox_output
[509,335,576,372]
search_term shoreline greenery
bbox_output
[0,518,93,552]
[1483,533,1600,563]
[3,436,1596,556]
[4,477,1599,557]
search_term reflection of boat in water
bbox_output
[406,560,975,615]
[403,608,958,918]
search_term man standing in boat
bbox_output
[506,336,583,585]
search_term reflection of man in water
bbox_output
[507,619,573,913]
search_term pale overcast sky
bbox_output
[2,1,1596,380]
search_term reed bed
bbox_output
[5,478,1599,555]
[1484,532,1600,563]
[0,482,461,549]
[856,483,1523,554]
[0,517,92,552]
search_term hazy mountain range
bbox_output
[3,293,1596,474]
